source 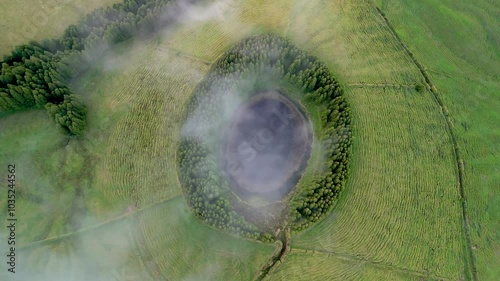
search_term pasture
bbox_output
[376,0,500,279]
[0,0,498,280]
[0,0,121,56]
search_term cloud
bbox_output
[177,0,232,24]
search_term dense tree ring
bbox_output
[223,90,312,201]
[178,34,352,239]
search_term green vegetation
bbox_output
[0,43,87,135]
[266,251,421,280]
[16,219,153,281]
[13,197,274,281]
[375,0,500,279]
[0,0,121,56]
[178,34,352,237]
[292,87,464,279]
[0,0,193,135]
[134,196,275,280]
[0,0,498,280]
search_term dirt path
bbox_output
[255,228,291,281]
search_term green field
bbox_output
[0,0,121,56]
[266,250,422,280]
[0,0,498,280]
[291,87,465,279]
[375,0,500,279]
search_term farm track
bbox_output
[18,194,183,250]
[371,2,477,280]
[291,247,452,280]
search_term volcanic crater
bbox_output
[223,90,312,202]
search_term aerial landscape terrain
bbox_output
[0,0,498,280]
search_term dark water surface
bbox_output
[223,90,311,201]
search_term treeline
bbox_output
[229,35,352,232]
[291,95,351,231]
[0,42,87,135]
[179,34,352,238]
[0,0,193,135]
[54,0,195,74]
[179,139,273,241]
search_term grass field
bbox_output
[4,219,153,281]
[287,0,422,85]
[78,41,210,209]
[266,250,421,280]
[0,0,498,280]
[134,196,275,280]
[163,0,293,62]
[375,0,500,279]
[0,111,72,243]
[0,0,121,56]
[0,196,275,281]
[292,87,465,279]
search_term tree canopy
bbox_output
[0,0,188,136]
[179,34,352,239]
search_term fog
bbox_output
[222,91,311,200]
[0,0,314,280]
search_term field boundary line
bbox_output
[291,247,451,280]
[347,82,418,89]
[18,194,183,250]
[370,2,478,280]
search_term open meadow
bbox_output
[0,0,121,56]
[0,0,498,280]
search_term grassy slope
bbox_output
[291,87,465,279]
[283,0,466,279]
[0,112,71,244]
[0,0,121,56]
[287,0,421,84]
[164,0,294,62]
[2,219,154,281]
[135,196,275,280]
[0,36,275,279]
[1,196,274,280]
[0,0,494,280]
[0,40,205,243]
[77,41,208,211]
[375,0,500,279]
[266,250,420,281]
